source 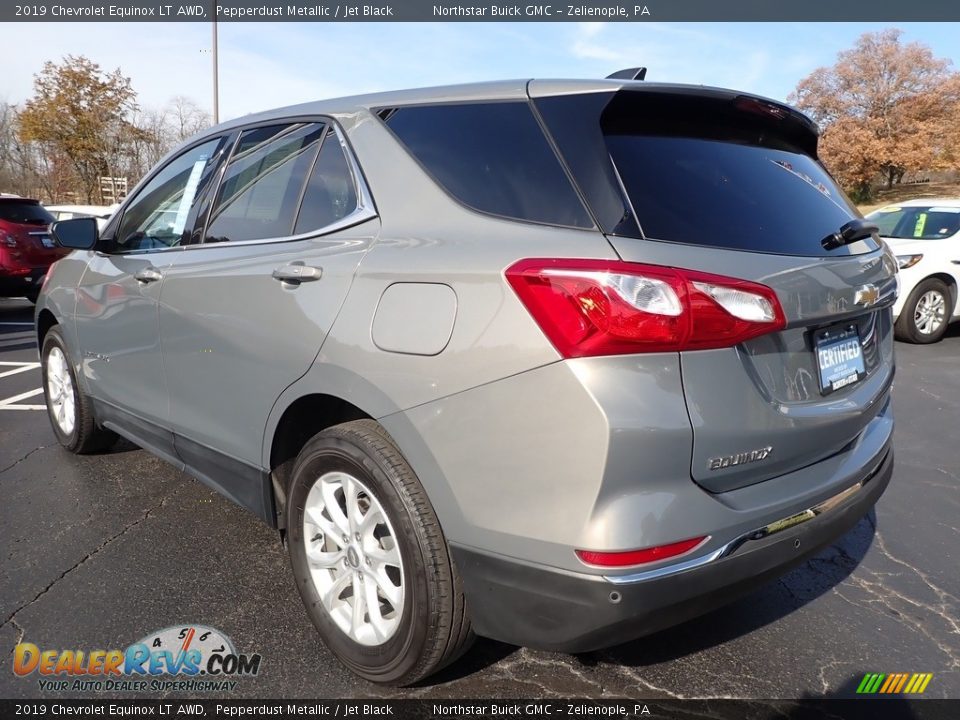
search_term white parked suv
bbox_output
[866,198,960,343]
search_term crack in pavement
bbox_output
[0,446,47,478]
[603,661,686,699]
[2,487,182,655]
[10,618,24,648]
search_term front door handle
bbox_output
[134,267,163,284]
[272,263,323,284]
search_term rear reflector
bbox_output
[506,259,786,357]
[576,536,708,568]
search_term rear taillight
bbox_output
[576,536,709,568]
[505,259,786,357]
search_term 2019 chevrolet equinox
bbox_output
[37,76,897,685]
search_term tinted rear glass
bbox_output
[608,135,866,255]
[382,102,593,229]
[538,90,877,257]
[866,206,960,240]
[0,201,54,225]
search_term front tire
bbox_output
[286,419,473,685]
[41,326,116,453]
[895,278,951,344]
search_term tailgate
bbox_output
[535,84,898,492]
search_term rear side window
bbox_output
[206,123,326,243]
[293,130,359,235]
[382,102,593,229]
[0,201,54,225]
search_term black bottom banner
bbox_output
[0,699,955,720]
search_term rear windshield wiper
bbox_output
[822,218,878,250]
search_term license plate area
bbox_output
[814,323,866,395]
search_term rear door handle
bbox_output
[134,267,163,284]
[272,263,322,284]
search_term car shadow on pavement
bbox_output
[0,300,38,352]
[429,510,877,686]
[586,509,878,669]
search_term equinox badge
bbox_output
[708,446,773,471]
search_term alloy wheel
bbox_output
[915,290,946,335]
[45,346,76,436]
[302,471,405,646]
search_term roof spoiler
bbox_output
[606,67,647,81]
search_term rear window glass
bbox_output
[382,102,593,229]
[0,201,54,225]
[607,136,869,256]
[537,90,877,257]
[866,206,960,240]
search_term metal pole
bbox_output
[212,14,219,124]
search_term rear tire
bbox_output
[286,419,474,685]
[41,326,117,453]
[895,278,951,344]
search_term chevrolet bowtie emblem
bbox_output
[855,284,880,307]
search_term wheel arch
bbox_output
[36,308,59,349]
[924,272,959,317]
[268,393,374,509]
[263,368,466,543]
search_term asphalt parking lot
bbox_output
[0,296,957,700]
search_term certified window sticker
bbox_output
[12,625,262,693]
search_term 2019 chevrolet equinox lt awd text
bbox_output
[37,76,897,685]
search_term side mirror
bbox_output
[51,217,99,250]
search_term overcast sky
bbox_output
[3,22,959,121]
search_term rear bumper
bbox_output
[453,445,892,653]
[0,267,44,296]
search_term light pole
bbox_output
[212,14,219,124]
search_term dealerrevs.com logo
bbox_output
[13,625,262,693]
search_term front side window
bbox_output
[205,123,326,243]
[114,137,226,251]
[866,206,960,240]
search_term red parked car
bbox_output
[0,196,69,303]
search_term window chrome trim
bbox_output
[184,122,377,251]
[99,120,376,257]
[603,454,885,586]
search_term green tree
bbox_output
[17,55,142,203]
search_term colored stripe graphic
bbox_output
[856,672,932,694]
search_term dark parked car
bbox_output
[0,196,67,302]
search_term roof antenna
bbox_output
[606,67,647,81]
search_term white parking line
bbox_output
[0,362,40,379]
[0,362,45,410]
[0,388,44,405]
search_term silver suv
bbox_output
[38,76,897,685]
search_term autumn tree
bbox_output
[17,55,143,203]
[791,29,960,200]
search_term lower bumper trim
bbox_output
[452,447,892,654]
[606,451,885,585]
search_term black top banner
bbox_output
[5,0,960,22]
